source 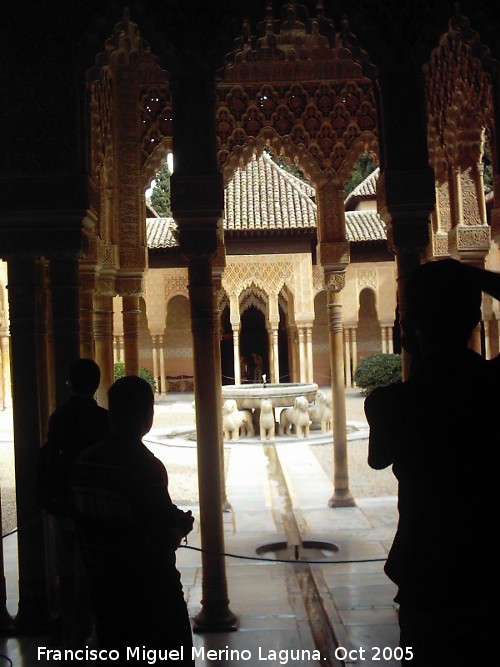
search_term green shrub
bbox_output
[113,361,156,391]
[353,353,402,394]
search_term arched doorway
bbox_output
[357,287,381,362]
[240,306,268,383]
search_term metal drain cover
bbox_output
[256,539,339,562]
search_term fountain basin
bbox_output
[222,382,318,409]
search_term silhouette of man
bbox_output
[72,376,194,663]
[365,259,499,666]
[38,358,109,648]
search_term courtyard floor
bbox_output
[1,388,402,666]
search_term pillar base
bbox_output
[0,606,15,636]
[192,604,238,633]
[13,603,53,636]
[328,490,356,508]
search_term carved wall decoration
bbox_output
[165,272,189,303]
[425,17,493,174]
[357,269,377,292]
[461,169,482,226]
[222,260,294,297]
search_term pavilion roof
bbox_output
[146,155,386,249]
[344,167,380,211]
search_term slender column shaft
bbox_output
[0,336,10,409]
[152,335,159,393]
[79,288,95,360]
[381,326,388,354]
[7,258,50,629]
[298,327,307,382]
[188,256,235,629]
[158,335,166,395]
[484,320,491,360]
[93,294,114,408]
[267,329,274,382]
[387,326,394,354]
[306,326,313,383]
[344,328,352,388]
[351,328,358,379]
[232,328,241,385]
[326,275,354,507]
[272,327,280,383]
[122,295,140,377]
[292,328,299,382]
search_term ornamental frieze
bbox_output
[456,225,490,251]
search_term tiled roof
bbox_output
[147,157,386,249]
[224,152,316,231]
[146,217,177,248]
[344,167,380,210]
[345,210,386,242]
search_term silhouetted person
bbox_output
[72,376,194,663]
[365,259,500,666]
[38,358,109,648]
[252,351,263,383]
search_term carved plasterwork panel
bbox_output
[222,258,294,296]
[217,80,377,184]
[425,20,492,173]
[456,226,490,252]
[312,265,325,297]
[461,169,481,226]
[357,269,377,293]
[165,271,189,303]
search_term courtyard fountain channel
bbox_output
[144,382,370,662]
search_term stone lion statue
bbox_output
[222,399,254,440]
[259,398,275,441]
[279,395,311,438]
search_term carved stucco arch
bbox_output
[239,286,269,320]
[222,260,294,304]
[425,18,494,184]
[216,80,379,191]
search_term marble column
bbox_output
[184,252,235,630]
[381,326,388,354]
[151,335,159,393]
[305,325,313,383]
[387,325,394,354]
[79,272,95,360]
[7,258,50,630]
[351,327,358,381]
[483,319,491,359]
[232,327,241,385]
[325,272,354,507]
[272,326,280,383]
[170,55,235,629]
[122,294,141,376]
[93,293,114,408]
[297,327,307,382]
[0,335,11,409]
[344,327,352,388]
[267,328,275,383]
[158,335,166,395]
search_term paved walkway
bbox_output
[0,391,402,666]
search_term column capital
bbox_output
[116,274,143,297]
[324,271,346,293]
